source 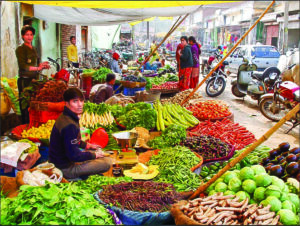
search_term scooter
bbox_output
[259,77,300,133]
[205,51,228,97]
[231,56,280,103]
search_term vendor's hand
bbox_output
[95,150,105,158]
[86,142,101,150]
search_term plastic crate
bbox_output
[123,87,145,96]
[0,168,18,177]
[113,84,122,94]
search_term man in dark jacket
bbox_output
[49,88,112,179]
[178,36,193,91]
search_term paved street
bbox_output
[196,74,299,149]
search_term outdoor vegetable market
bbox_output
[1,1,300,225]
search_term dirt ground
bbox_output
[194,74,299,149]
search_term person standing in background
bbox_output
[188,36,201,89]
[16,25,50,124]
[67,36,79,68]
[176,42,184,72]
[178,36,193,91]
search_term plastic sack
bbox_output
[1,77,21,115]
[94,191,173,225]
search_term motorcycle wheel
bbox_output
[259,96,289,122]
[205,77,226,97]
[231,84,246,98]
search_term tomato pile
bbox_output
[188,118,256,150]
[186,100,231,120]
[151,81,178,90]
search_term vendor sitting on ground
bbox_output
[90,73,116,103]
[111,52,122,74]
[49,88,112,179]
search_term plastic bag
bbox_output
[1,76,21,115]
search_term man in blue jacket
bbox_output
[49,88,112,179]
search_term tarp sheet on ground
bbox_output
[15,1,235,26]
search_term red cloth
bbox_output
[178,67,192,91]
[176,43,184,69]
[190,67,200,89]
[113,52,120,60]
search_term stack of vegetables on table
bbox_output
[148,146,202,192]
[98,181,183,212]
[21,120,55,139]
[1,183,116,225]
[145,74,178,90]
[204,164,300,225]
[79,102,114,129]
[188,119,256,150]
[260,142,300,181]
[31,80,68,102]
[186,100,232,120]
[153,100,199,131]
[151,81,178,91]
[181,135,234,162]
[112,102,157,130]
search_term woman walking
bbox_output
[178,36,193,91]
[188,36,201,89]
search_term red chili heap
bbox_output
[99,181,183,212]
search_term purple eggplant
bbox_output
[286,154,297,163]
[286,162,299,176]
[269,165,284,177]
[269,149,279,159]
[278,142,290,153]
[290,147,300,155]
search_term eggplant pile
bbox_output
[181,135,232,161]
[261,142,300,181]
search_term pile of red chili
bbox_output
[99,181,183,212]
[186,100,231,120]
[151,82,178,90]
[188,118,256,150]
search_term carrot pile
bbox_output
[188,119,256,150]
[138,149,160,164]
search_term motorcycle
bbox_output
[231,56,280,103]
[205,51,228,97]
[259,76,300,133]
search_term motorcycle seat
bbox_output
[252,71,264,80]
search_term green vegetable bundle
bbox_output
[75,175,133,194]
[148,124,187,149]
[83,102,111,115]
[117,102,157,130]
[1,183,115,225]
[94,67,112,83]
[19,139,38,154]
[148,146,202,192]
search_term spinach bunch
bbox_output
[75,175,133,194]
[1,183,115,225]
[148,124,187,149]
[117,103,157,130]
[94,67,112,83]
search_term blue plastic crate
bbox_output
[113,84,121,94]
[33,145,49,167]
[0,168,18,177]
[123,87,145,96]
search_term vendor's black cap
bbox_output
[63,87,84,102]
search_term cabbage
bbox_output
[228,177,242,192]
[265,185,281,199]
[250,165,266,176]
[215,178,224,184]
[277,209,299,225]
[282,184,289,193]
[239,167,255,181]
[242,179,256,194]
[271,176,285,191]
[223,172,238,184]
[282,200,296,214]
[206,183,215,194]
[254,173,272,187]
[253,187,266,201]
[236,191,250,201]
[280,192,289,202]
[264,196,282,212]
[288,193,300,213]
[249,198,256,204]
[224,190,236,196]
[215,182,227,193]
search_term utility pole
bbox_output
[283,1,289,54]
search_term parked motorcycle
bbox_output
[205,51,228,97]
[231,56,280,102]
[259,76,300,133]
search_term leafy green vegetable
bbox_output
[239,167,255,181]
[148,124,186,149]
[94,67,112,83]
[265,185,281,199]
[83,102,110,115]
[75,175,133,194]
[264,196,282,212]
[282,200,297,214]
[1,182,115,225]
[235,191,250,201]
[228,177,242,192]
[250,165,266,176]
[254,173,272,187]
[215,182,227,193]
